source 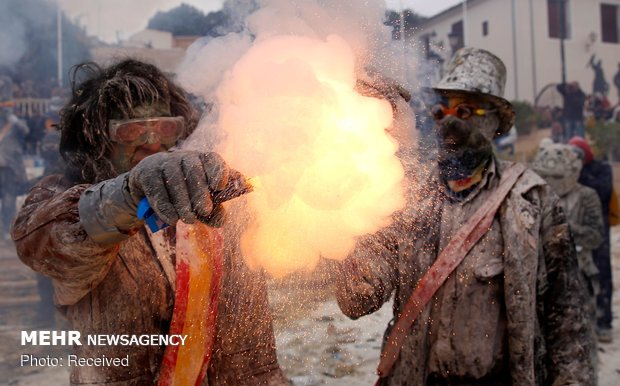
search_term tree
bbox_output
[147,3,230,37]
[0,0,91,93]
[384,9,427,40]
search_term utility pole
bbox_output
[511,0,519,100]
[462,0,468,46]
[57,5,63,88]
[529,0,538,102]
[558,0,568,141]
[559,0,567,85]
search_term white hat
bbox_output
[431,47,515,135]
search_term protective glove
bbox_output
[78,151,250,245]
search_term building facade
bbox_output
[414,0,620,104]
[91,30,201,75]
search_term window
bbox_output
[548,0,571,39]
[601,4,619,43]
[451,20,464,38]
[482,21,489,36]
[448,20,464,53]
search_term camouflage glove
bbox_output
[79,151,250,245]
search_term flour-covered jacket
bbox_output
[558,183,604,280]
[336,158,594,385]
[12,174,288,386]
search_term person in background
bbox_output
[38,109,64,176]
[589,54,610,97]
[0,75,29,241]
[569,136,617,343]
[493,125,517,155]
[409,94,435,159]
[549,106,564,143]
[531,142,604,376]
[557,81,586,142]
[587,92,612,122]
[335,48,594,385]
[614,63,620,105]
[11,59,289,385]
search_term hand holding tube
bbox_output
[78,151,251,244]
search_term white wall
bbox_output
[534,0,620,103]
[415,0,620,104]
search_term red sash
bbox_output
[158,222,223,386]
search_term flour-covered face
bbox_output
[428,93,500,181]
[109,103,180,173]
[531,143,582,197]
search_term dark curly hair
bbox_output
[59,58,198,184]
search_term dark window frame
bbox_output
[601,3,619,43]
[449,20,465,52]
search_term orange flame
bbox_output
[216,34,405,277]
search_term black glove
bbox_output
[79,151,250,245]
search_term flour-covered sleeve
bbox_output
[570,186,604,251]
[11,175,121,306]
[334,218,402,319]
[539,185,595,385]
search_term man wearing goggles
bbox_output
[336,48,594,385]
[108,115,185,147]
[11,59,289,385]
[428,96,497,122]
[107,103,186,172]
[420,86,509,195]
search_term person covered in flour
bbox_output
[334,47,594,385]
[0,75,29,241]
[532,141,604,379]
[11,59,289,385]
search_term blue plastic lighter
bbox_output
[137,197,169,232]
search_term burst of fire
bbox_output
[216,34,405,277]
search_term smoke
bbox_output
[177,0,418,277]
[0,2,29,68]
[219,0,260,34]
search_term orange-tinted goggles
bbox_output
[109,116,184,146]
[430,103,496,121]
[430,97,497,120]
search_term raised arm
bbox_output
[335,220,401,319]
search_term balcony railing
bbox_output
[13,98,53,117]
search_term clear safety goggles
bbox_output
[108,116,185,146]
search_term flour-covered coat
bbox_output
[336,158,594,385]
[12,174,289,386]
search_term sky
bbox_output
[57,0,464,44]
